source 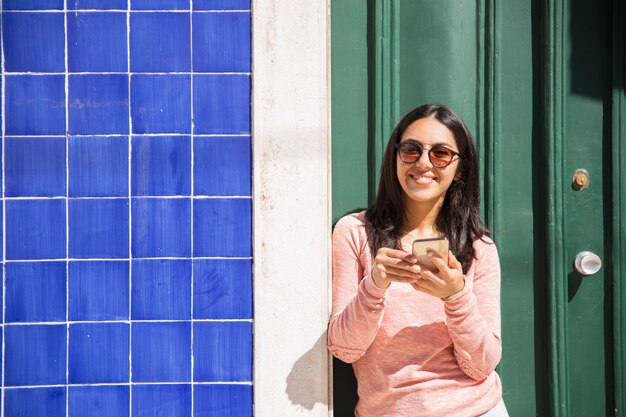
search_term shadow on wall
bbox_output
[285,332,333,412]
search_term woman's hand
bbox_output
[411,249,465,299]
[371,248,421,289]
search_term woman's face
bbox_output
[396,115,461,207]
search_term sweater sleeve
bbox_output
[327,215,388,363]
[443,238,502,380]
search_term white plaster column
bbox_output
[252,1,332,416]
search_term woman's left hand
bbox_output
[411,250,465,300]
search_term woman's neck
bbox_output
[401,196,444,238]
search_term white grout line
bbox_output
[64,1,71,415]
[3,72,251,76]
[3,319,253,326]
[126,1,133,415]
[3,381,253,390]
[4,256,252,263]
[2,196,252,200]
[1,0,6,413]
[1,10,250,13]
[3,133,250,138]
[189,4,195,415]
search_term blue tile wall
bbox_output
[3,0,64,10]
[133,385,192,417]
[194,136,251,196]
[5,325,67,386]
[6,262,66,323]
[69,386,130,417]
[6,75,66,135]
[2,2,252,416]
[69,136,129,197]
[69,199,130,258]
[131,322,192,382]
[67,0,128,11]
[131,75,192,134]
[5,388,66,417]
[130,12,191,72]
[6,199,66,260]
[69,323,130,383]
[194,385,253,417]
[69,261,130,321]
[132,259,191,320]
[68,12,127,72]
[5,137,66,197]
[131,135,191,196]
[3,12,64,72]
[69,74,129,134]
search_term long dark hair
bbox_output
[365,103,489,272]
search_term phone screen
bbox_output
[412,237,449,272]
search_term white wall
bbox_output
[252,1,332,415]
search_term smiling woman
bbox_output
[328,104,508,417]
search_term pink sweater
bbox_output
[328,212,503,417]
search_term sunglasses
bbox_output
[395,140,464,168]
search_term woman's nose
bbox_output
[414,150,433,167]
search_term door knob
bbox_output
[572,169,589,191]
[574,251,602,275]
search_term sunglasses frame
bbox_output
[395,140,464,168]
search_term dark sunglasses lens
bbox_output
[398,143,421,162]
[429,146,453,167]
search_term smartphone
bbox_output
[412,237,449,272]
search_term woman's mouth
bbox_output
[408,173,436,185]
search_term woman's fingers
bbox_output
[417,269,446,287]
[372,247,421,288]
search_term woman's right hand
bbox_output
[371,248,421,289]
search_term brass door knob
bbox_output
[572,169,589,191]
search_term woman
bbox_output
[328,104,508,417]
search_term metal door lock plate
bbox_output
[572,169,589,191]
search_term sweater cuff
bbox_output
[442,276,473,306]
[362,274,389,298]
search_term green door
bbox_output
[331,1,626,416]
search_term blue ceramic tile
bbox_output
[5,325,67,386]
[69,386,130,417]
[2,0,63,9]
[6,199,66,260]
[3,12,64,72]
[68,13,127,72]
[69,261,130,321]
[192,12,250,72]
[132,0,189,10]
[69,322,130,383]
[193,0,249,10]
[132,322,191,382]
[131,136,191,196]
[5,75,65,135]
[193,259,252,319]
[193,136,251,196]
[5,137,66,197]
[5,388,66,417]
[6,262,66,323]
[69,199,130,258]
[193,75,250,134]
[194,385,252,417]
[130,13,190,72]
[131,198,191,257]
[69,75,129,135]
[131,259,191,320]
[132,385,191,417]
[193,198,251,257]
[193,321,252,382]
[68,0,127,9]
[69,136,129,197]
[131,75,191,134]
